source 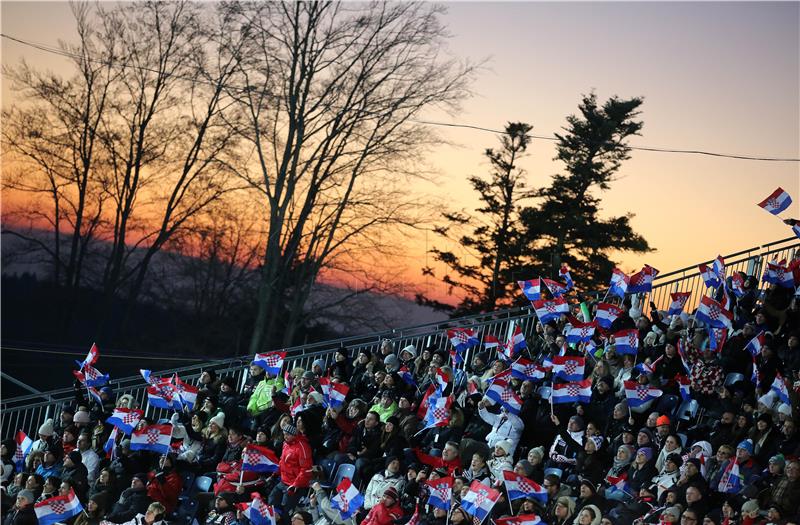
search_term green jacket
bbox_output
[247,376,286,416]
[368,401,398,423]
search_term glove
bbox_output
[287,486,297,496]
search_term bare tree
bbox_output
[220,1,477,351]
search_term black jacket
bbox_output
[106,487,151,524]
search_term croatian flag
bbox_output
[495,515,544,525]
[14,431,32,471]
[106,407,144,435]
[708,327,728,352]
[776,264,796,288]
[745,332,766,357]
[595,302,623,329]
[675,374,691,401]
[628,264,659,293]
[634,356,660,376]
[252,352,287,376]
[668,292,691,316]
[104,427,118,459]
[484,379,522,415]
[130,424,172,455]
[757,187,793,215]
[242,444,280,473]
[730,273,746,298]
[73,364,110,388]
[696,296,733,329]
[502,471,547,503]
[327,382,349,409]
[612,329,638,355]
[605,472,631,497]
[609,268,630,298]
[507,325,528,354]
[771,373,790,404]
[560,265,574,292]
[461,480,501,521]
[699,264,721,289]
[174,375,199,410]
[532,297,569,324]
[290,396,303,418]
[75,342,100,370]
[542,278,568,297]
[34,489,83,525]
[717,459,743,494]
[147,381,179,411]
[238,495,277,525]
[87,386,103,405]
[623,380,663,408]
[448,328,480,352]
[565,318,597,345]
[712,256,726,283]
[426,476,453,510]
[676,339,691,374]
[510,357,547,382]
[518,279,542,302]
[483,334,501,351]
[423,389,453,430]
[551,379,593,404]
[330,478,364,520]
[398,366,416,387]
[552,356,585,382]
[762,260,784,285]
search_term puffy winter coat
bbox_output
[147,470,182,514]
[279,435,313,489]
[361,500,403,525]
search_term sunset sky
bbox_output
[2,1,799,304]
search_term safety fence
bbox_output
[2,236,797,438]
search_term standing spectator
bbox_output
[268,423,312,515]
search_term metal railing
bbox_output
[3,236,798,438]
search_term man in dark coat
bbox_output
[106,473,152,523]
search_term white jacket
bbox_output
[479,408,523,456]
[363,470,405,509]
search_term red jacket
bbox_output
[361,501,403,525]
[147,470,182,513]
[280,434,313,488]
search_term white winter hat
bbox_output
[73,411,91,424]
[308,391,324,404]
[495,440,513,455]
[209,412,226,430]
[38,418,54,437]
[778,403,792,417]
[172,423,187,439]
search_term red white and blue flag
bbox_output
[75,342,100,370]
[594,302,623,329]
[485,379,522,415]
[668,292,691,316]
[507,325,528,354]
[104,427,118,459]
[238,495,278,525]
[623,380,663,408]
[290,396,303,418]
[106,407,144,435]
[717,458,743,494]
[73,364,110,388]
[130,424,172,455]
[146,380,181,411]
[757,187,793,215]
[242,444,280,473]
[730,273,746,297]
[628,264,659,293]
[612,329,639,355]
[495,515,544,525]
[745,332,766,357]
[426,476,453,510]
[712,256,726,283]
[330,478,364,520]
[253,352,287,376]
[699,263,721,289]
[551,379,592,404]
[609,268,630,298]
[483,334,501,351]
[461,480,501,521]
[34,489,83,525]
[447,328,480,352]
[675,374,691,401]
[398,366,416,387]
[502,471,546,503]
[542,278,569,297]
[422,389,453,430]
[326,380,349,409]
[708,327,728,352]
[560,265,574,292]
[552,355,585,382]
[770,372,790,404]
[14,430,32,471]
[174,375,199,410]
[605,472,631,497]
[532,297,569,324]
[565,318,597,345]
[634,356,661,377]
[696,296,733,329]
[517,279,542,302]
[510,357,547,382]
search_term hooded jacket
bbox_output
[364,469,405,509]
[361,498,403,525]
[279,434,313,489]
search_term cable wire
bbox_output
[3,32,799,163]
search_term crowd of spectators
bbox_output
[2,272,800,525]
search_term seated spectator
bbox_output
[3,489,37,525]
[146,454,181,515]
[361,487,403,525]
[106,473,151,524]
[363,456,405,510]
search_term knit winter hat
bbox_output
[302,370,316,380]
[666,453,683,467]
[528,446,545,462]
[308,391,324,404]
[637,447,654,461]
[282,423,298,436]
[38,418,54,437]
[383,486,399,501]
[383,354,400,372]
[769,454,786,467]
[740,499,760,514]
[495,440,513,455]
[662,507,681,520]
[737,439,754,454]
[68,450,83,465]
[17,490,35,503]
[778,403,792,416]
[209,412,225,430]
[312,359,326,371]
[587,436,604,451]
[556,496,575,514]
[73,411,91,424]
[656,415,671,427]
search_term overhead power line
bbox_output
[3,32,799,163]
